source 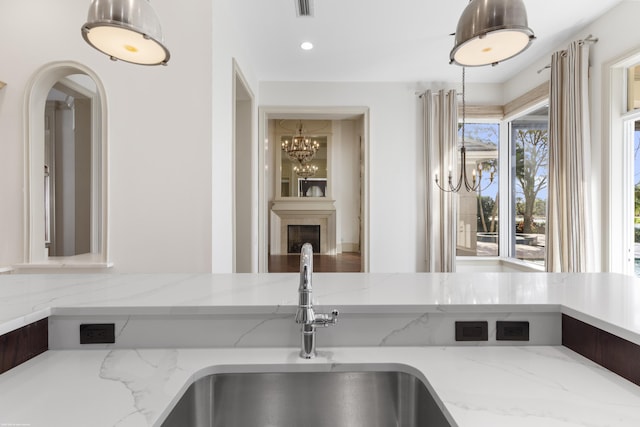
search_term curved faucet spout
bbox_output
[299,243,313,291]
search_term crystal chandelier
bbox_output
[294,164,318,179]
[435,67,495,193]
[281,122,320,164]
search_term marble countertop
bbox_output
[1,272,640,426]
[0,346,639,427]
[1,272,640,343]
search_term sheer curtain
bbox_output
[546,41,594,272]
[423,90,457,272]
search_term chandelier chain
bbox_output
[461,66,466,148]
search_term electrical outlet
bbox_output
[80,323,115,344]
[496,321,529,341]
[455,321,488,341]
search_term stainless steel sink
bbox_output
[160,369,452,427]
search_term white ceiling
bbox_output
[232,0,624,84]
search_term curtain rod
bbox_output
[537,34,599,74]
[415,91,462,98]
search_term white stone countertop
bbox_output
[1,272,640,426]
[0,346,639,427]
[1,272,639,343]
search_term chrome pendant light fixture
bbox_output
[450,0,535,67]
[81,0,170,66]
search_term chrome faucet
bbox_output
[295,243,338,359]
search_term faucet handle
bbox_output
[314,309,339,327]
[326,309,339,324]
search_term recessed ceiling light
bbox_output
[300,41,314,51]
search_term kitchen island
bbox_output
[0,272,639,426]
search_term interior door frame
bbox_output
[257,106,370,272]
[232,60,256,272]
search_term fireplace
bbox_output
[288,225,320,253]
[270,199,337,255]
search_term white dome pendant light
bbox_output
[81,0,170,66]
[450,0,534,67]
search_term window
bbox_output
[510,107,548,266]
[628,64,640,276]
[605,54,640,275]
[456,103,548,269]
[634,120,640,276]
[613,61,640,276]
[455,122,500,257]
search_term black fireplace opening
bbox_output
[288,225,320,254]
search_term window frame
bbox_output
[456,99,549,272]
[454,118,501,259]
[620,106,640,275]
[604,50,640,275]
[620,63,640,277]
[503,101,549,268]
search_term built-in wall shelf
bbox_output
[13,253,113,274]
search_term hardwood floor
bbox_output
[268,252,362,272]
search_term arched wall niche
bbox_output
[23,61,109,267]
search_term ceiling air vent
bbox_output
[295,0,314,17]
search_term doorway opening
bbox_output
[23,61,108,268]
[45,79,94,257]
[258,108,370,273]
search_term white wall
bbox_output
[333,120,361,252]
[211,0,260,273]
[0,0,215,272]
[234,93,253,272]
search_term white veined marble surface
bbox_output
[1,273,640,426]
[0,346,639,427]
[1,272,639,343]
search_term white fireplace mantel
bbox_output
[270,199,337,255]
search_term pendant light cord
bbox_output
[461,66,466,148]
